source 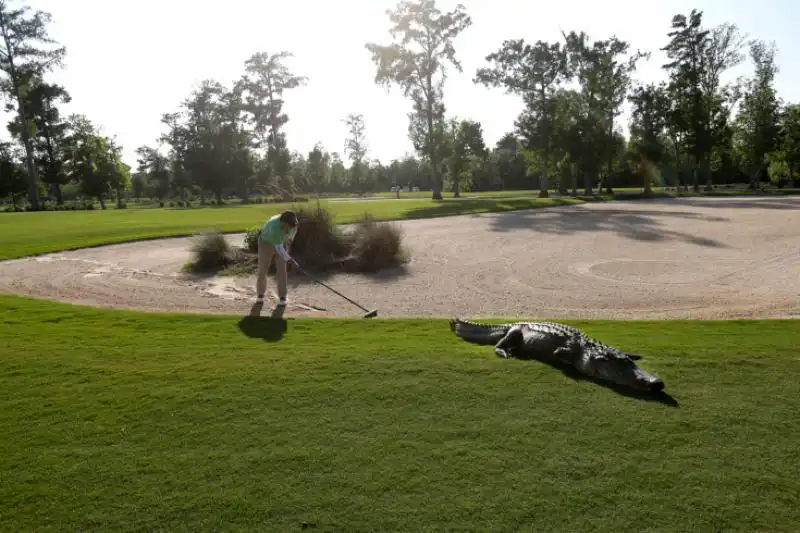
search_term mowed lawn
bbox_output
[0,196,601,261]
[1,295,799,532]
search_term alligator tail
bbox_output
[449,318,510,345]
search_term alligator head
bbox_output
[585,349,665,393]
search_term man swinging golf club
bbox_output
[256,210,299,306]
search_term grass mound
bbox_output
[2,294,800,532]
[201,204,410,276]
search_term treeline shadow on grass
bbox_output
[482,204,732,248]
[399,194,797,247]
[665,196,800,210]
[397,197,605,221]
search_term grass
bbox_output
[0,195,607,261]
[1,294,799,532]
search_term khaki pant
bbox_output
[256,239,287,299]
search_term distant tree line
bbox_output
[1,1,798,210]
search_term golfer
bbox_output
[256,210,299,305]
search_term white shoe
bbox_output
[255,294,264,303]
[278,297,288,306]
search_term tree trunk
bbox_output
[584,167,594,195]
[16,99,40,210]
[558,167,568,195]
[603,116,614,193]
[1,13,40,210]
[98,196,106,210]
[54,183,63,204]
[241,177,249,203]
[4,50,40,209]
[423,77,443,201]
[539,147,550,198]
[116,186,123,209]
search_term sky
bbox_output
[4,0,800,171]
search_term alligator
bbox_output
[449,318,665,392]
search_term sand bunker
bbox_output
[1,196,798,319]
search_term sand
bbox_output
[1,196,798,319]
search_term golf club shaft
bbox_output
[295,265,370,313]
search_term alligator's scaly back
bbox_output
[449,318,511,345]
[450,316,664,392]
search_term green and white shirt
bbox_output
[260,214,297,260]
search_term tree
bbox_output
[777,103,800,185]
[701,22,747,189]
[488,133,527,191]
[442,118,487,196]
[366,0,472,200]
[305,142,329,195]
[135,145,170,200]
[328,152,347,192]
[548,88,585,194]
[661,9,709,191]
[561,31,648,192]
[0,1,66,209]
[62,115,122,209]
[104,138,130,208]
[343,112,368,193]
[240,51,306,195]
[629,83,671,194]
[765,152,789,187]
[5,75,72,203]
[475,39,569,197]
[734,40,781,188]
[161,79,254,203]
[0,139,25,206]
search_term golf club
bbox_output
[293,262,378,319]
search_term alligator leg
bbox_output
[494,326,523,359]
[552,337,582,365]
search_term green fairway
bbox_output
[0,195,604,261]
[1,294,798,532]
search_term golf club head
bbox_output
[363,309,378,319]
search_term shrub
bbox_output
[290,203,349,267]
[244,226,261,254]
[349,214,407,272]
[186,230,232,272]
[767,157,790,186]
[211,204,409,277]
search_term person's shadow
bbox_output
[237,302,287,342]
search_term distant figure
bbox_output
[256,210,299,305]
